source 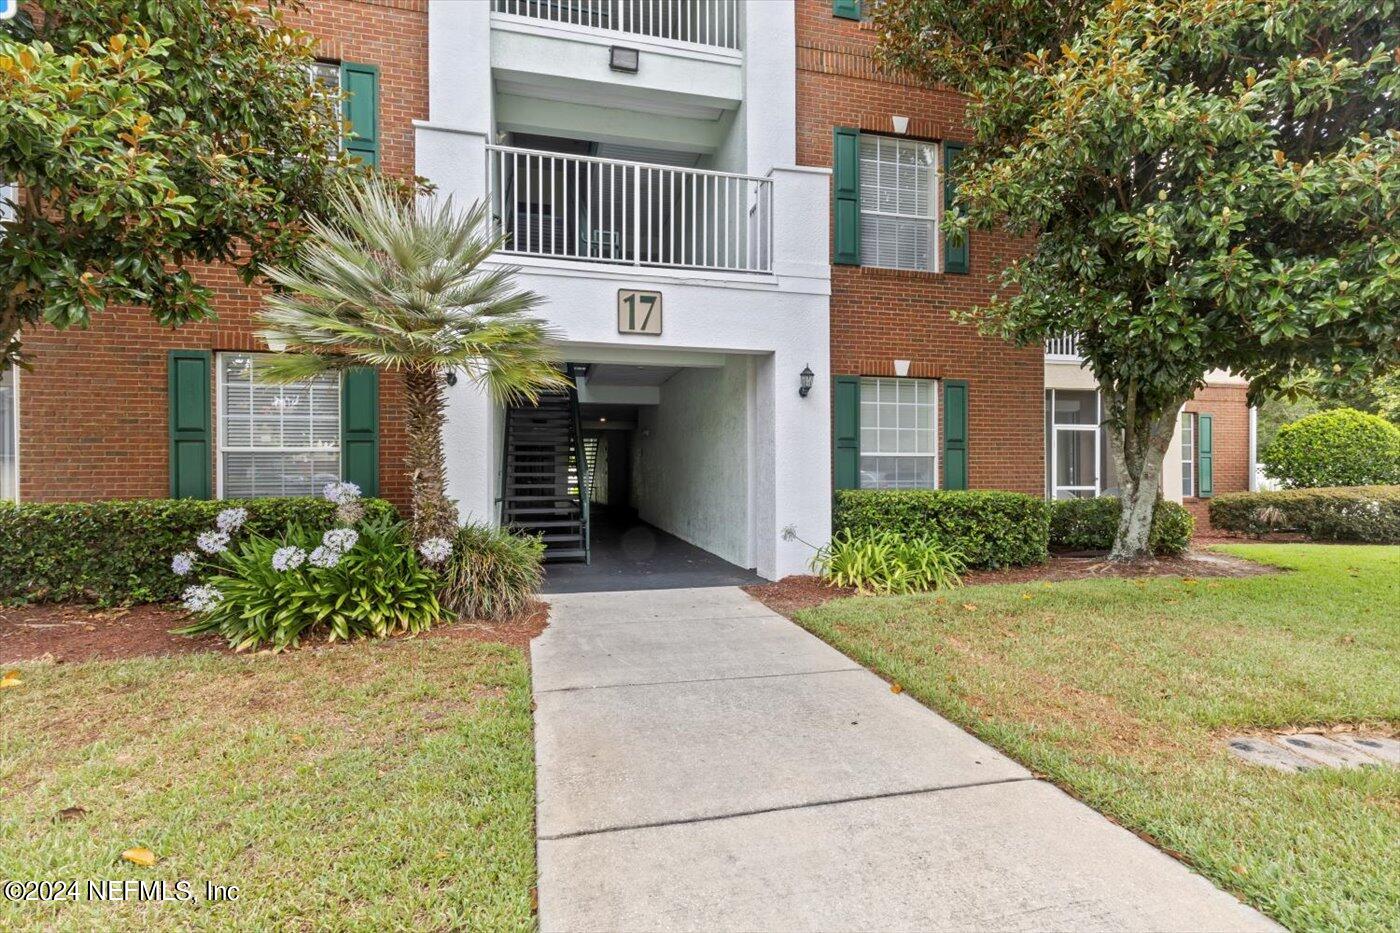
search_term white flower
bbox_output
[216,507,248,533]
[171,551,197,577]
[196,530,231,555]
[271,546,307,572]
[308,546,341,569]
[181,584,222,613]
[322,481,362,505]
[321,527,359,553]
[418,536,453,565]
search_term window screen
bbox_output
[859,377,937,489]
[858,135,938,271]
[220,354,341,498]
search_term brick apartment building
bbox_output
[0,0,1253,576]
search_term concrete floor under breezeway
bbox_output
[541,508,761,594]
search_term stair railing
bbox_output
[565,364,591,564]
[496,401,514,525]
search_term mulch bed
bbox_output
[745,549,1275,618]
[0,599,550,665]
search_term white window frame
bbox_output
[215,352,343,500]
[1181,411,1197,498]
[309,60,344,155]
[0,363,18,503]
[1047,388,1101,500]
[858,134,941,273]
[858,376,939,490]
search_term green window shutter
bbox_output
[833,376,861,489]
[1197,414,1213,498]
[341,62,380,167]
[168,351,211,499]
[943,379,968,490]
[342,367,380,497]
[833,0,861,19]
[832,127,861,265]
[943,142,969,275]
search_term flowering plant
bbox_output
[172,483,444,651]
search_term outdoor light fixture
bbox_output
[610,46,640,74]
[891,114,910,135]
[799,365,815,398]
[444,371,458,387]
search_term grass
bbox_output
[793,544,1400,933]
[0,636,536,931]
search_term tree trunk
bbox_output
[402,367,458,544]
[1101,380,1185,561]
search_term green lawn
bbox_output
[0,636,536,931]
[794,544,1399,933]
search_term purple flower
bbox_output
[418,537,452,565]
[197,530,231,555]
[171,551,197,577]
[271,546,307,572]
[308,546,341,569]
[181,584,221,613]
[321,527,359,553]
[215,507,248,534]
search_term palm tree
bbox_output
[256,176,563,543]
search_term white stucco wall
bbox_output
[632,358,753,567]
[422,1,830,579]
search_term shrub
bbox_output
[1049,497,1194,556]
[1209,486,1400,543]
[177,513,443,651]
[0,496,396,605]
[832,489,1048,568]
[439,524,545,621]
[1260,409,1400,488]
[812,530,966,595]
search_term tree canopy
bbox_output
[0,0,361,367]
[876,0,1399,556]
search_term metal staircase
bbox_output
[500,369,590,563]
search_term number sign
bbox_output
[617,290,662,336]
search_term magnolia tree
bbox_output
[876,0,1400,558]
[0,1,359,368]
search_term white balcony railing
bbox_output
[487,145,773,274]
[491,0,742,51]
[1045,334,1082,359]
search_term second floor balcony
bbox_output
[487,144,773,274]
[1046,335,1082,360]
[491,0,743,51]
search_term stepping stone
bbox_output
[1276,734,1380,769]
[1225,738,1316,772]
[1331,734,1400,765]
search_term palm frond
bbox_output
[254,175,560,397]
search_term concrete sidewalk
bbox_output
[532,587,1276,932]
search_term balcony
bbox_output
[487,145,773,274]
[491,0,742,51]
[1045,335,1082,360]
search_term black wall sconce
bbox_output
[799,365,814,398]
[609,46,640,74]
[444,371,458,387]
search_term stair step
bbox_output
[508,519,581,529]
[504,506,580,516]
[537,533,584,544]
[542,548,588,562]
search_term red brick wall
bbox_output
[17,0,428,509]
[795,0,1045,495]
[1184,383,1252,528]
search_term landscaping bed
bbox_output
[0,600,548,663]
[780,543,1400,931]
[0,632,538,930]
[746,548,1272,617]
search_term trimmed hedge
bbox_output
[1209,486,1400,543]
[1260,409,1400,488]
[0,497,397,605]
[1049,497,1194,556]
[833,489,1049,568]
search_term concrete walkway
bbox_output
[532,587,1277,932]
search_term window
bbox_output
[859,377,937,489]
[1046,389,1101,499]
[218,354,340,498]
[0,365,15,502]
[858,135,938,271]
[310,60,343,155]
[1181,411,1196,497]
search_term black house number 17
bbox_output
[618,290,662,336]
